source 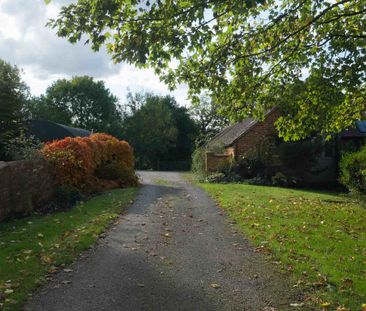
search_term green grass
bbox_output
[0,188,138,311]
[199,182,366,310]
[152,178,172,186]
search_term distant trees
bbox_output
[24,76,123,137]
[190,97,229,147]
[122,93,198,169]
[0,59,29,159]
[0,57,215,167]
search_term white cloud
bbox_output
[105,64,190,106]
[0,0,190,106]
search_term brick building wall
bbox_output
[205,152,232,173]
[233,109,280,159]
[0,159,56,221]
[205,109,280,174]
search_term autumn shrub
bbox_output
[41,134,138,192]
[339,145,366,193]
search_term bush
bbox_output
[205,169,241,184]
[339,146,366,193]
[278,140,321,185]
[271,172,299,187]
[4,129,43,160]
[237,152,266,179]
[236,136,276,179]
[41,133,138,192]
[191,147,206,179]
[205,172,226,183]
[278,140,319,169]
[37,186,84,214]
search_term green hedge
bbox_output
[339,145,366,193]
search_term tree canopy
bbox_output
[25,76,123,137]
[190,96,229,146]
[0,59,29,159]
[49,0,366,140]
[122,93,198,169]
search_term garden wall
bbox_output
[0,159,56,222]
[206,152,232,173]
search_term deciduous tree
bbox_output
[48,0,366,140]
[190,96,229,146]
[25,76,123,136]
[0,59,29,159]
[122,94,178,169]
[122,93,198,169]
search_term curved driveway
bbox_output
[26,171,298,311]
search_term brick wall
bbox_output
[234,109,280,159]
[205,152,232,173]
[0,159,56,222]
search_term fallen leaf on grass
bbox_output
[48,266,57,274]
[41,255,53,265]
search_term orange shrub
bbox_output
[41,134,138,192]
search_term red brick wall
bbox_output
[0,159,56,222]
[225,147,235,157]
[205,152,232,173]
[234,109,280,159]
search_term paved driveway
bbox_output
[26,171,298,311]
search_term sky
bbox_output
[0,0,190,106]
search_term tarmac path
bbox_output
[26,171,298,311]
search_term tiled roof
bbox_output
[206,108,279,148]
[207,117,258,148]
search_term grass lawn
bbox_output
[199,182,365,310]
[152,178,173,186]
[0,188,137,311]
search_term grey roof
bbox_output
[356,120,366,133]
[340,120,366,138]
[207,117,258,148]
[27,120,91,142]
[56,123,91,138]
[206,108,280,148]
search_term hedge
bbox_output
[339,145,366,193]
[41,133,138,192]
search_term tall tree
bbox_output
[49,0,366,140]
[122,94,178,169]
[25,76,123,136]
[163,96,199,162]
[122,93,198,169]
[0,59,29,159]
[190,96,229,146]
